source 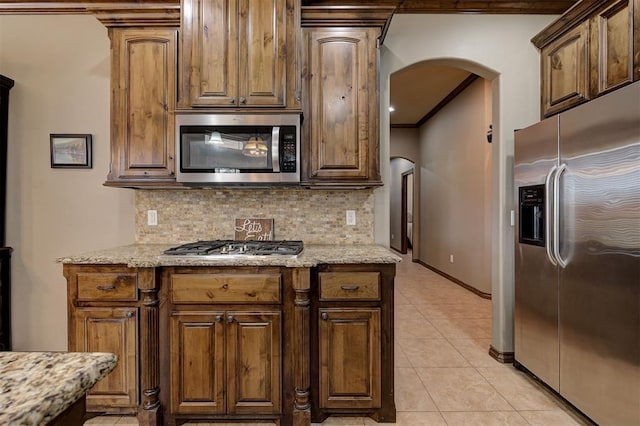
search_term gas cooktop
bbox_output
[163,240,304,257]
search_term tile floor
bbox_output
[85,251,591,426]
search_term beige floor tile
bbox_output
[364,412,447,425]
[313,416,365,425]
[447,338,501,368]
[441,411,529,425]
[414,302,491,320]
[518,409,591,426]
[115,417,139,425]
[398,338,469,368]
[395,291,411,305]
[395,305,426,320]
[84,416,121,425]
[476,366,562,411]
[395,367,439,411]
[395,318,443,339]
[416,368,512,412]
[395,343,412,367]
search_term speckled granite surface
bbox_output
[0,352,117,425]
[57,244,401,267]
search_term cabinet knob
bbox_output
[321,312,328,320]
[240,97,246,104]
[126,311,134,318]
[227,315,234,323]
[230,98,236,104]
[215,315,223,323]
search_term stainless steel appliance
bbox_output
[163,240,304,259]
[514,81,639,426]
[175,114,300,184]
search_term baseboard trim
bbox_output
[489,345,515,363]
[413,259,491,300]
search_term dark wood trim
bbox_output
[531,0,609,48]
[416,74,479,128]
[390,123,418,129]
[302,1,576,15]
[301,5,395,28]
[489,345,514,363]
[49,394,86,426]
[413,258,491,299]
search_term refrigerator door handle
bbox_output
[545,165,559,266]
[554,163,568,268]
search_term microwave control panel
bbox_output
[280,126,297,172]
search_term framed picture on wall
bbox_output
[50,134,92,168]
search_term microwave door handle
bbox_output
[272,127,280,173]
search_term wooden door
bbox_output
[318,308,381,409]
[590,0,634,95]
[305,28,378,180]
[72,307,138,411]
[109,28,176,181]
[226,311,282,415]
[181,0,238,106]
[541,21,590,117]
[170,311,226,414]
[238,0,287,107]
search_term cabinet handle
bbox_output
[125,311,134,318]
[321,312,328,320]
[230,98,236,104]
[227,315,234,323]
[240,97,246,104]
[341,285,360,291]
[96,285,116,291]
[215,315,223,323]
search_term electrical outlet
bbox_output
[346,210,356,226]
[449,254,454,263]
[147,210,158,226]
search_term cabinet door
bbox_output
[541,21,590,117]
[318,308,381,409]
[305,28,380,182]
[108,28,177,181]
[238,0,287,107]
[170,311,226,415]
[226,311,281,415]
[71,307,138,411]
[590,0,634,95]
[182,0,238,106]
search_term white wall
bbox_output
[379,13,556,353]
[0,15,135,350]
[418,78,492,294]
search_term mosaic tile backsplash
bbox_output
[135,188,375,244]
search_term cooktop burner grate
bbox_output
[163,240,304,257]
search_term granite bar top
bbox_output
[0,351,117,425]
[57,243,401,268]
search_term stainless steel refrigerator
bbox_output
[514,80,639,426]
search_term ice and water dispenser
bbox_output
[519,185,545,246]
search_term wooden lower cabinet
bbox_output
[169,310,281,416]
[319,308,380,409]
[311,264,396,423]
[71,307,138,412]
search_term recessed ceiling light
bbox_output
[389,106,395,112]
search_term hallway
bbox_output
[86,252,590,426]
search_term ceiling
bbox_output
[390,65,474,126]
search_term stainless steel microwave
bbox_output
[175,113,300,184]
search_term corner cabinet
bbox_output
[105,28,178,185]
[302,26,381,186]
[178,0,301,110]
[311,264,396,423]
[534,0,639,117]
[65,265,140,414]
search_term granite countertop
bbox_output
[57,243,401,268]
[0,352,117,425]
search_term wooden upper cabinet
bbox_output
[535,0,639,117]
[303,27,381,185]
[541,21,590,117]
[590,0,635,96]
[179,0,300,109]
[107,28,177,183]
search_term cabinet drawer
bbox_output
[77,272,137,302]
[171,274,281,304]
[319,272,380,301]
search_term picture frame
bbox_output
[50,134,92,168]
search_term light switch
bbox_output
[346,210,356,226]
[147,210,158,226]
